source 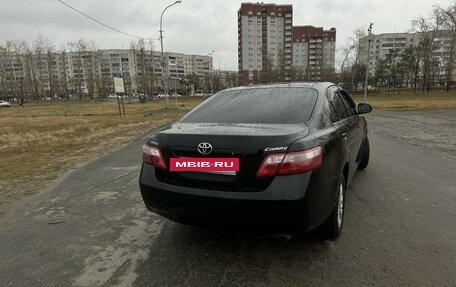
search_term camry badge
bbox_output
[264,146,288,152]
[197,142,213,155]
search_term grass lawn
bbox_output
[352,91,456,110]
[0,97,203,206]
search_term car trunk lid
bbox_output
[153,123,309,191]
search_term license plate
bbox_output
[170,158,239,173]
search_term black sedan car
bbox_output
[139,83,372,238]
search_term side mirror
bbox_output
[358,103,372,114]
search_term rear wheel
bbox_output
[323,176,346,239]
[358,137,370,170]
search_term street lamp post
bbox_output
[205,50,214,101]
[160,0,182,108]
[364,23,373,103]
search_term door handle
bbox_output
[342,132,348,137]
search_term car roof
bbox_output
[222,82,337,95]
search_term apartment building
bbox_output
[0,48,212,97]
[360,32,420,76]
[292,26,336,80]
[360,31,455,84]
[238,2,336,85]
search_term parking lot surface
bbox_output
[0,110,455,286]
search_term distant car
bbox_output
[0,100,11,107]
[109,94,122,99]
[139,82,372,238]
[156,94,170,98]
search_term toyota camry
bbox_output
[139,83,372,238]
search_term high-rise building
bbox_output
[238,2,336,85]
[292,26,336,80]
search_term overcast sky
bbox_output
[0,0,452,71]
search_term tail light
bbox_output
[142,145,167,170]
[256,146,322,179]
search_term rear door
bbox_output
[338,90,364,160]
[327,89,358,183]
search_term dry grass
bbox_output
[0,97,203,205]
[352,91,456,110]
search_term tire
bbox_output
[323,176,346,239]
[357,137,370,170]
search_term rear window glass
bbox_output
[180,87,318,124]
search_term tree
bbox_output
[185,73,201,94]
[82,41,99,100]
[413,13,441,92]
[435,3,456,91]
[40,38,57,100]
[340,28,367,92]
[374,58,389,89]
[225,71,239,88]
[0,42,13,100]
[258,51,276,83]
[58,48,70,99]
[131,39,156,96]
[400,46,421,92]
[276,47,287,82]
[351,63,367,91]
[67,40,88,100]
[383,50,400,92]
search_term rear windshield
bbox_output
[180,87,318,124]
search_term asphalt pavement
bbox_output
[0,110,455,287]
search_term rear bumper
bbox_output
[139,163,338,233]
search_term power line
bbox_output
[57,0,157,41]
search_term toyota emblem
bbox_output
[197,142,213,155]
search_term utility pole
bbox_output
[204,50,214,101]
[364,23,373,103]
[160,1,182,109]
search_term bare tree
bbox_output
[258,51,276,83]
[340,28,367,92]
[23,44,39,100]
[412,13,441,92]
[131,39,156,96]
[225,71,240,88]
[68,39,88,100]
[31,35,54,100]
[435,3,456,92]
[83,41,99,100]
[373,57,389,90]
[0,42,13,100]
[400,46,421,92]
[185,73,201,94]
[41,38,57,100]
[58,47,70,99]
